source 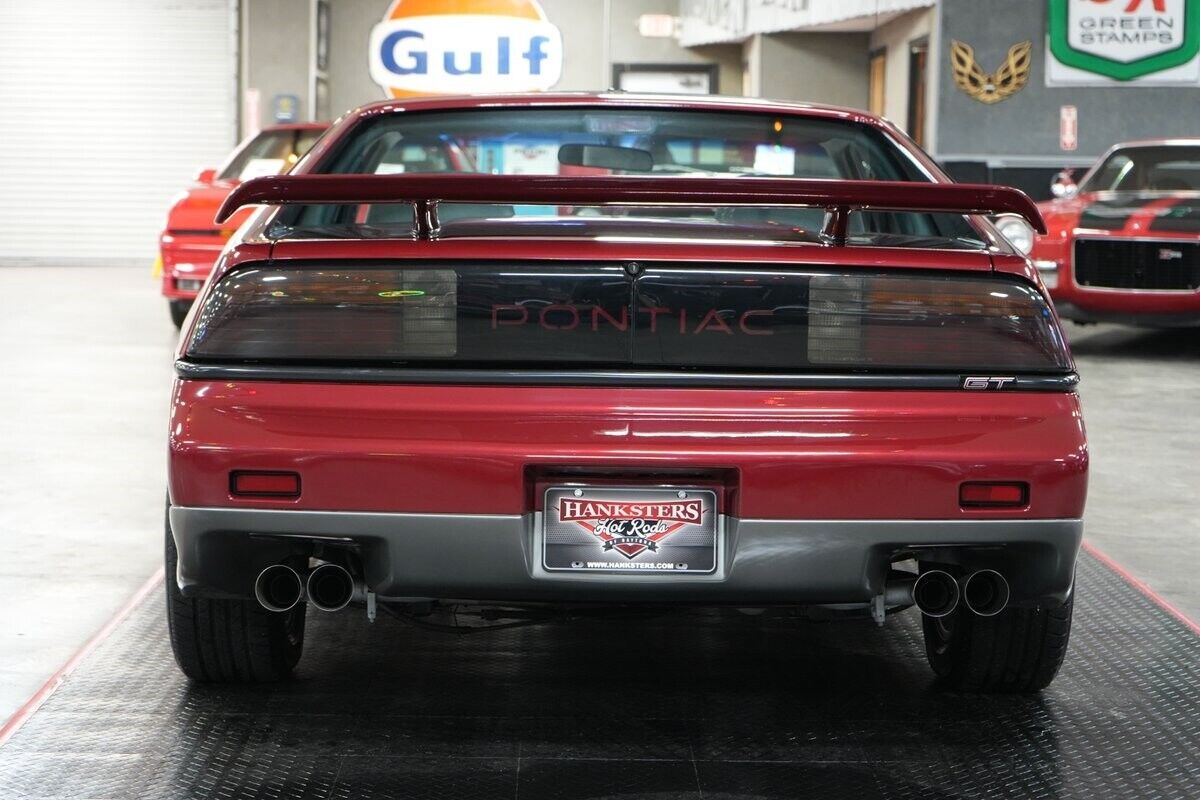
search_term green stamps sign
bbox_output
[1047,0,1200,84]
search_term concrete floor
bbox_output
[0,267,174,725]
[0,265,1196,728]
[1069,323,1200,621]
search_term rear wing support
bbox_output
[216,174,1046,244]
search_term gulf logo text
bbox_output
[369,14,563,95]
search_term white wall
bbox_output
[755,32,871,108]
[868,9,934,137]
[0,0,238,263]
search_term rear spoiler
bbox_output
[216,174,1045,245]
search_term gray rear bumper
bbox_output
[169,506,1082,606]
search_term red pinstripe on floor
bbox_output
[1082,540,1200,636]
[0,567,165,748]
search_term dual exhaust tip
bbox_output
[259,563,1010,618]
[254,563,358,613]
[911,568,1010,618]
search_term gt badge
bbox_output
[963,376,1017,390]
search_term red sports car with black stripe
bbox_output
[1003,140,1200,327]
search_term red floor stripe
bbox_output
[1082,540,1200,637]
[0,567,165,748]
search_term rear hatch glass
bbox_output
[271,108,985,248]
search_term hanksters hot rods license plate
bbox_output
[542,487,719,574]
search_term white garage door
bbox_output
[0,1,237,264]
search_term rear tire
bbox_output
[164,506,305,682]
[922,594,1073,693]
[168,299,191,329]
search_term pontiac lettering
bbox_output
[491,304,775,335]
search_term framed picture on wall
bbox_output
[612,64,718,94]
[316,0,330,73]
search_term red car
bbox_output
[998,139,1200,327]
[158,123,327,327]
[165,94,1087,693]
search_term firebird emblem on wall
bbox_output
[951,40,1033,104]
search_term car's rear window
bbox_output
[1081,145,1200,193]
[270,108,982,247]
[219,128,325,182]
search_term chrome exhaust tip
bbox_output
[912,569,961,618]
[306,563,356,612]
[254,564,303,613]
[963,569,1011,617]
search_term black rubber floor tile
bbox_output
[517,716,692,760]
[854,720,1046,765]
[172,712,393,756]
[0,552,1198,799]
[33,675,176,717]
[931,718,1061,765]
[372,715,520,758]
[851,722,935,764]
[328,756,516,800]
[691,720,867,763]
[131,738,343,800]
[0,712,167,756]
[0,753,151,800]
[876,758,1064,800]
[515,758,700,800]
[695,761,886,800]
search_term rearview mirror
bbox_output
[558,144,653,172]
[1050,169,1077,199]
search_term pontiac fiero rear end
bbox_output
[165,95,1086,692]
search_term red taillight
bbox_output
[231,471,301,497]
[960,481,1028,508]
[807,275,1069,371]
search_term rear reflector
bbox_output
[960,482,1028,508]
[231,471,301,497]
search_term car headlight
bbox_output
[995,215,1035,255]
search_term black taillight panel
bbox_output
[187,261,1071,373]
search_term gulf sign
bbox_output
[368,0,563,97]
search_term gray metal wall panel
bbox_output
[936,0,1200,161]
[757,32,871,108]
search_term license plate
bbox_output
[542,486,718,574]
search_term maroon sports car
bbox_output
[165,94,1086,693]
